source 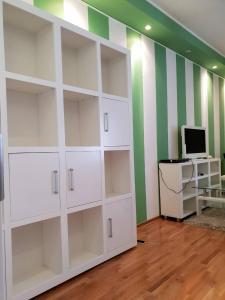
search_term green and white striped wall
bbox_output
[23,0,225,224]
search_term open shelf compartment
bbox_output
[104,150,131,198]
[63,90,100,146]
[68,206,103,269]
[182,164,195,182]
[6,78,58,147]
[197,162,209,177]
[101,45,128,98]
[12,217,62,296]
[183,197,196,218]
[210,160,220,174]
[3,3,55,81]
[61,28,98,90]
[210,174,220,186]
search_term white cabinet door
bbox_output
[102,99,130,146]
[66,151,102,208]
[105,198,135,252]
[9,153,60,221]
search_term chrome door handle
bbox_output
[0,135,4,202]
[108,218,113,238]
[104,112,109,132]
[52,170,59,194]
[68,168,74,191]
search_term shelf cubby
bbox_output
[104,150,131,198]
[3,3,55,81]
[182,164,195,182]
[182,181,196,200]
[210,174,220,186]
[63,90,100,146]
[101,45,128,98]
[197,162,209,177]
[61,28,98,90]
[210,160,220,174]
[183,197,196,218]
[68,206,103,269]
[6,78,58,147]
[12,217,62,296]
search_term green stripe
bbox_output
[155,44,168,160]
[208,72,215,156]
[88,7,109,39]
[176,55,186,156]
[219,78,225,174]
[127,28,147,224]
[34,0,64,18]
[193,64,202,126]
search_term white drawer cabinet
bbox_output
[102,99,130,146]
[105,198,134,252]
[66,151,102,208]
[9,153,60,221]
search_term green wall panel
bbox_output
[193,64,202,127]
[155,44,168,160]
[34,0,64,18]
[88,7,109,39]
[208,72,215,157]
[127,28,147,224]
[176,55,186,156]
[219,78,225,174]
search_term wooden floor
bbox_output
[35,218,225,300]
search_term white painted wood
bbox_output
[11,217,62,296]
[105,198,134,252]
[66,151,102,208]
[64,0,88,30]
[102,98,130,147]
[7,86,58,147]
[63,90,100,146]
[9,153,60,221]
[100,45,128,97]
[166,49,178,158]
[213,75,220,158]
[0,1,136,299]
[109,18,126,48]
[68,206,103,268]
[185,59,195,126]
[3,3,55,80]
[159,158,221,218]
[104,150,131,198]
[61,27,98,90]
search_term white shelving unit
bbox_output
[0,1,137,299]
[159,158,221,219]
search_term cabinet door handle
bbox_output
[104,112,109,132]
[68,168,74,191]
[108,218,113,238]
[52,170,59,194]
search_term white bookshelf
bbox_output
[159,158,221,219]
[0,1,136,299]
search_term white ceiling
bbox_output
[148,0,225,56]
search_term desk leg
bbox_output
[196,197,201,216]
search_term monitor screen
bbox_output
[185,128,206,154]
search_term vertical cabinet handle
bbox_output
[104,112,109,132]
[68,168,74,191]
[52,170,59,194]
[108,218,113,238]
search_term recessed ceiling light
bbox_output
[212,65,218,69]
[145,24,151,31]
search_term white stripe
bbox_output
[213,75,220,158]
[109,18,126,48]
[185,60,194,126]
[166,49,178,158]
[22,0,33,4]
[200,68,209,153]
[142,36,159,220]
[64,0,88,30]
